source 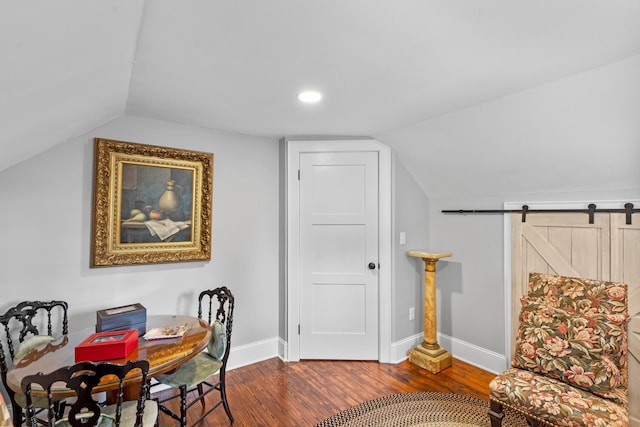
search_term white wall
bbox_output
[391,159,429,342]
[0,116,280,366]
[0,115,434,367]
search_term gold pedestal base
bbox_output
[408,345,452,374]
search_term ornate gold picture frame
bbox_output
[91,138,213,267]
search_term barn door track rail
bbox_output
[442,203,637,225]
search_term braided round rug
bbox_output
[315,392,529,427]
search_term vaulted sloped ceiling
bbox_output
[0,1,144,171]
[2,1,640,196]
[127,1,640,137]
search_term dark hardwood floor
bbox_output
[153,357,497,426]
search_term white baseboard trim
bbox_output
[390,333,507,374]
[226,335,507,375]
[226,337,280,371]
[390,333,423,363]
[278,337,287,360]
[437,333,507,374]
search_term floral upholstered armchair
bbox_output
[489,273,632,426]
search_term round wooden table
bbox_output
[6,314,211,400]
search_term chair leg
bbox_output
[54,400,66,420]
[179,384,188,427]
[196,383,205,409]
[12,401,23,427]
[220,381,234,423]
[488,400,505,427]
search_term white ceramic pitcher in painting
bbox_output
[158,180,183,212]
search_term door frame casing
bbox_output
[284,138,392,363]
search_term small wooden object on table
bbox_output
[407,250,452,374]
[75,329,138,362]
[96,303,147,336]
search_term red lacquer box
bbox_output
[75,329,139,362]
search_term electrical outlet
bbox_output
[409,307,415,320]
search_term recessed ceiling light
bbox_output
[297,91,322,103]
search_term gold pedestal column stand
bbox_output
[407,250,453,374]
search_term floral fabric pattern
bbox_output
[491,273,630,426]
[527,272,628,317]
[512,296,628,405]
[490,368,628,427]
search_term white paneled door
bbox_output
[298,151,379,359]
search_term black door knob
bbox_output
[368,262,376,270]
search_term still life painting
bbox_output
[91,138,213,267]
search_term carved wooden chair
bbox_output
[21,360,157,427]
[151,287,234,426]
[13,301,68,341]
[489,273,633,426]
[1,300,69,426]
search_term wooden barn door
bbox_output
[512,211,640,425]
[610,214,640,425]
[511,212,610,346]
